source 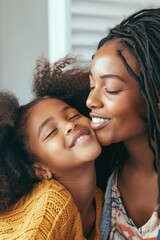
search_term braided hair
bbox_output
[98,8,160,211]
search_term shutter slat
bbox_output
[69,0,160,63]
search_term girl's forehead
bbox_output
[33,98,68,110]
[26,98,69,122]
[26,99,71,137]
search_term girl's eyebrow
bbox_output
[61,105,73,113]
[38,117,53,138]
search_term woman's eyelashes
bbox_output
[105,88,121,94]
[89,85,121,94]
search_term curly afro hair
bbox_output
[33,55,90,117]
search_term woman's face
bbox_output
[86,40,147,146]
[26,98,101,178]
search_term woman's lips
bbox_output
[91,117,111,130]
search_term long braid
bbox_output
[98,8,160,214]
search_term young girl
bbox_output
[33,56,114,192]
[0,57,103,240]
[86,8,160,240]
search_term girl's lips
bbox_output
[91,117,111,130]
[72,134,91,147]
[69,128,91,148]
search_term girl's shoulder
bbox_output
[11,179,73,211]
[0,179,77,239]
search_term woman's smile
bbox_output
[90,117,112,130]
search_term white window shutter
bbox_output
[48,0,160,63]
[67,0,160,63]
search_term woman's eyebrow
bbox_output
[89,71,125,82]
[100,74,126,82]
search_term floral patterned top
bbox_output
[108,171,159,240]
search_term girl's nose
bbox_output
[65,122,78,135]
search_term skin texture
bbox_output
[25,98,102,237]
[87,40,147,147]
[86,39,158,228]
[26,98,101,180]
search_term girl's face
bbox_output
[86,40,147,146]
[26,98,101,178]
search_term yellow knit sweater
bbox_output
[0,179,104,240]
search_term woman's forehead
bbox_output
[92,39,139,75]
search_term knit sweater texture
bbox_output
[0,179,103,240]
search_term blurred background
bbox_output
[0,0,159,103]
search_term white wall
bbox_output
[0,0,48,104]
[0,0,160,103]
[48,0,69,62]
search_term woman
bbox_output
[0,57,103,239]
[86,8,160,240]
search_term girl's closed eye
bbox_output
[69,113,81,120]
[43,128,58,141]
[67,109,81,120]
[89,86,95,91]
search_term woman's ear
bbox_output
[32,162,53,180]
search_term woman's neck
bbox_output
[57,162,96,237]
[124,133,154,172]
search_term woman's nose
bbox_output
[65,122,78,135]
[86,89,103,110]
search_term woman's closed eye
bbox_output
[105,88,121,95]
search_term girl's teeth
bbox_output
[75,135,85,144]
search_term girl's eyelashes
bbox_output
[42,112,81,141]
[43,129,58,141]
[69,113,81,120]
[89,86,95,91]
